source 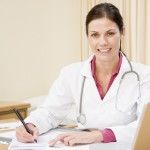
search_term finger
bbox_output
[49,139,59,147]
[24,124,39,141]
[49,133,69,147]
[16,131,34,143]
[32,127,39,139]
[68,138,78,146]
[23,133,35,143]
[16,126,35,143]
[63,136,75,146]
[56,134,70,141]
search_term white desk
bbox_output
[90,142,132,150]
[6,129,131,150]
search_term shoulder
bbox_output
[57,61,85,82]
[60,61,84,75]
[60,55,94,76]
[132,62,150,73]
[132,62,150,81]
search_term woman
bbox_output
[16,3,150,146]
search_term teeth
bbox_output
[97,48,110,52]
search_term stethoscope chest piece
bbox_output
[77,114,86,125]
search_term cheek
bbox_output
[88,38,93,48]
[110,37,120,49]
[88,38,97,49]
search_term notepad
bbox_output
[9,142,49,150]
[9,129,90,150]
[0,121,19,132]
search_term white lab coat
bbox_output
[26,55,150,142]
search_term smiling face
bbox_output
[88,17,122,63]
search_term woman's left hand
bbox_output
[49,130,103,146]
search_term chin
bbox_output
[96,54,114,62]
[95,50,119,61]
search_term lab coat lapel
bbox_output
[80,55,103,102]
[103,55,131,101]
[80,55,131,103]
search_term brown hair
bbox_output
[86,3,124,35]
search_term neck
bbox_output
[95,57,119,76]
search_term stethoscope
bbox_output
[77,53,141,125]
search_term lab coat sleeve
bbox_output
[25,67,75,134]
[109,75,150,143]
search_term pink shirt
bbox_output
[91,54,122,143]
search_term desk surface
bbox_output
[0,144,8,150]
[0,101,30,120]
[0,143,131,150]
[90,142,132,150]
[0,101,30,112]
[6,128,132,150]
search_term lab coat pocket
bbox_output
[116,101,138,116]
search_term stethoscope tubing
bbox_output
[77,53,141,125]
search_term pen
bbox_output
[12,108,37,143]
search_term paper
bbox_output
[9,141,49,150]
[9,129,90,150]
[0,121,19,132]
[0,130,15,139]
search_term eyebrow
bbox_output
[89,29,117,33]
[106,29,117,32]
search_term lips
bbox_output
[97,48,111,53]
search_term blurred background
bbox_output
[0,0,150,103]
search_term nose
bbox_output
[98,35,108,46]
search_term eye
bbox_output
[106,32,115,36]
[90,33,99,38]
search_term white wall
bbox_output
[0,0,81,101]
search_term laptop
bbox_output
[132,103,150,150]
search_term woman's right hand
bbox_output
[16,123,39,143]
